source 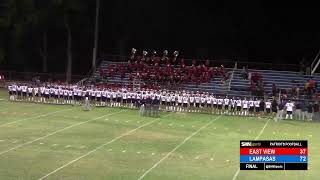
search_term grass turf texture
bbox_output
[0,88,319,180]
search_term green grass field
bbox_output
[0,88,319,180]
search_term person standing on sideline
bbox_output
[271,99,278,119]
[259,99,265,117]
[285,100,294,119]
[295,100,302,120]
[313,102,319,121]
[301,101,308,121]
[265,99,271,115]
[275,100,284,122]
[84,96,91,111]
[307,102,314,121]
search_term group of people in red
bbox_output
[101,49,229,86]
[249,72,264,97]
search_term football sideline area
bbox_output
[0,88,319,180]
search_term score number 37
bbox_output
[300,149,307,155]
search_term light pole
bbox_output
[92,0,100,73]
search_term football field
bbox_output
[0,88,319,180]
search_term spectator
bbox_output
[241,66,248,80]
[99,67,104,79]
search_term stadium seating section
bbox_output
[85,59,320,99]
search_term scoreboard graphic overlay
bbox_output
[240,140,308,170]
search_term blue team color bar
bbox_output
[240,155,308,163]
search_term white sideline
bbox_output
[38,113,170,180]
[0,110,124,156]
[137,115,222,180]
[231,118,271,180]
[0,108,73,127]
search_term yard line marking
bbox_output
[137,115,221,180]
[232,118,271,180]
[0,108,73,127]
[38,113,170,180]
[0,110,124,156]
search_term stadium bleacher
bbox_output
[231,69,320,97]
[84,58,320,99]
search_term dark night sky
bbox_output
[2,1,320,73]
[99,1,320,64]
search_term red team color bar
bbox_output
[240,148,308,155]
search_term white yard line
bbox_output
[38,113,170,180]
[137,115,222,180]
[231,118,271,180]
[0,110,124,156]
[0,108,73,127]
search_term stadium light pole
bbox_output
[92,0,100,74]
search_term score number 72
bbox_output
[300,156,307,162]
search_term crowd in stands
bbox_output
[100,49,229,86]
[249,72,264,97]
[304,78,317,98]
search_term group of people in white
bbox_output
[7,82,300,120]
